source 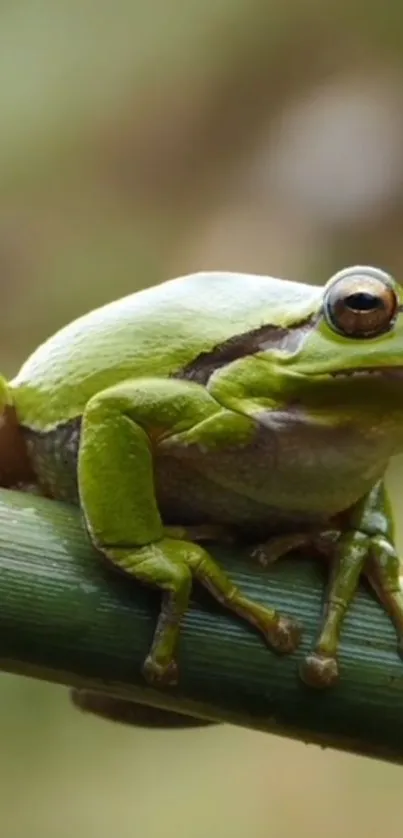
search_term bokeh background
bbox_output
[2,1,403,836]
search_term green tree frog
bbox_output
[1,265,403,690]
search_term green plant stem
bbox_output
[1,487,403,763]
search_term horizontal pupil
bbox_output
[344,291,382,312]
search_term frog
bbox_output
[1,264,403,696]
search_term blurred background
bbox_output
[1,0,403,835]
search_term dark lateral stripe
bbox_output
[175,317,314,385]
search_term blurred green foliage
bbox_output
[2,1,403,836]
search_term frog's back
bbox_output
[11,271,321,429]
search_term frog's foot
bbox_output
[252,529,339,568]
[299,653,339,689]
[363,534,403,661]
[251,533,313,567]
[164,524,235,545]
[265,615,303,654]
[142,656,179,687]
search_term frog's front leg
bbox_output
[251,480,403,688]
[357,482,403,657]
[251,527,361,687]
[300,480,402,688]
[79,377,302,687]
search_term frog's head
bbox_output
[292,266,402,372]
[0,375,34,488]
[274,266,403,416]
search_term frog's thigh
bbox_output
[78,376,225,547]
[78,377,227,684]
[78,378,302,684]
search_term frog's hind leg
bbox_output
[363,538,403,655]
[78,377,302,687]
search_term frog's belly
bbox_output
[156,458,326,534]
[23,413,389,538]
[155,416,389,534]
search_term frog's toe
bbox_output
[396,637,403,661]
[251,544,278,567]
[142,656,179,687]
[266,615,303,654]
[251,533,314,568]
[299,652,339,688]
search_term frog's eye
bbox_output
[323,267,398,338]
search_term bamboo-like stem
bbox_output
[1,487,403,762]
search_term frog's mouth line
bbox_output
[331,367,403,379]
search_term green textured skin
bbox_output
[9,267,403,523]
[11,271,322,429]
[2,265,403,695]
